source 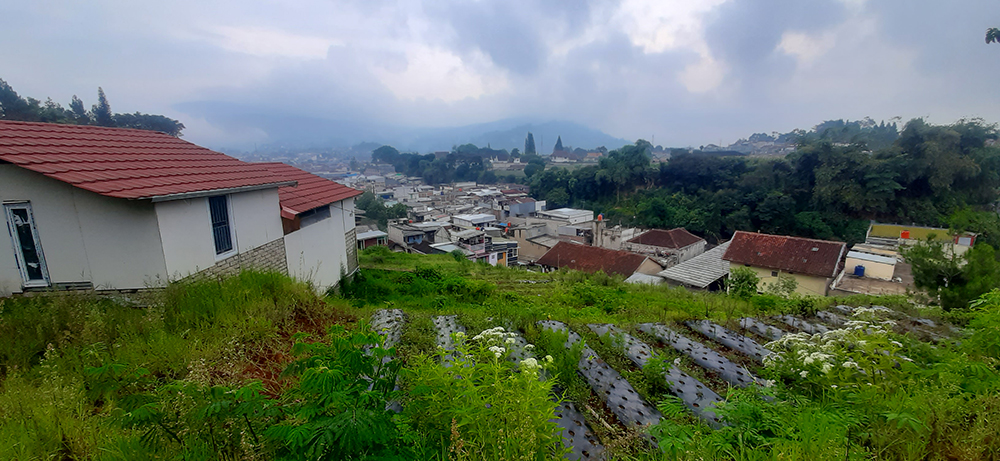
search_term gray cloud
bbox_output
[2,0,999,150]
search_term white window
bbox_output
[208,195,235,256]
[4,202,50,287]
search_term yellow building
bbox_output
[723,231,846,297]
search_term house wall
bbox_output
[844,257,895,281]
[748,265,831,296]
[623,241,706,265]
[636,258,665,275]
[0,165,168,295]
[154,188,283,279]
[284,197,355,291]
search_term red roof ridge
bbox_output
[723,231,845,278]
[0,121,292,200]
[260,162,363,215]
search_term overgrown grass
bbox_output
[0,271,350,460]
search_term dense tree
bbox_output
[0,79,185,136]
[524,132,536,155]
[355,191,408,230]
[92,87,114,127]
[904,238,1000,311]
[525,119,1000,245]
[987,28,1000,44]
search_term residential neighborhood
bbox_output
[3,119,969,300]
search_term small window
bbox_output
[771,270,778,277]
[299,205,331,228]
[209,195,234,255]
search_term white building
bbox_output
[536,208,594,224]
[0,121,359,296]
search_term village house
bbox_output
[722,231,846,296]
[536,241,663,277]
[0,121,360,296]
[623,227,707,267]
[261,162,363,288]
[658,241,732,291]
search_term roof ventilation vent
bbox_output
[811,247,819,252]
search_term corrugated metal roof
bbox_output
[260,162,362,215]
[627,228,705,249]
[625,272,664,285]
[658,241,731,288]
[846,251,896,265]
[0,121,291,199]
[723,231,845,278]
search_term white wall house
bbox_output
[261,162,362,292]
[0,121,358,296]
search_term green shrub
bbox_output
[403,327,566,460]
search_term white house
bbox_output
[0,121,357,296]
[261,162,362,291]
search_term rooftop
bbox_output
[628,228,705,249]
[658,241,731,288]
[0,121,292,200]
[536,241,652,277]
[260,162,362,219]
[453,213,497,223]
[723,231,845,278]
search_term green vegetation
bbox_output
[0,78,185,136]
[2,250,999,460]
[355,190,409,230]
[528,119,1000,244]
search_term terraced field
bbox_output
[333,249,1000,460]
[365,302,957,460]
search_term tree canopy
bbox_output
[0,78,185,136]
[527,118,1000,245]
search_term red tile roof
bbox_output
[259,162,362,219]
[537,241,655,276]
[722,231,846,278]
[0,121,292,199]
[627,228,705,249]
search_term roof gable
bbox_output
[0,121,290,200]
[537,241,652,276]
[722,231,845,278]
[627,228,705,249]
[260,162,362,217]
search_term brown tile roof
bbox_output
[537,241,653,276]
[627,228,705,249]
[722,231,846,278]
[260,162,362,219]
[0,121,291,199]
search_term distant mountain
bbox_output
[175,101,629,154]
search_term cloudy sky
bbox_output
[3,0,999,150]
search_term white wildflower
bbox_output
[545,355,554,363]
[800,370,809,378]
[524,344,535,350]
[831,384,838,389]
[804,357,815,365]
[505,338,516,345]
[821,363,833,374]
[488,345,505,358]
[673,358,682,367]
[455,331,466,338]
[842,361,858,369]
[520,357,539,370]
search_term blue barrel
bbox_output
[854,265,865,277]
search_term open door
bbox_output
[4,202,50,288]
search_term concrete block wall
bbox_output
[194,238,289,281]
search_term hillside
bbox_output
[1,253,998,459]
